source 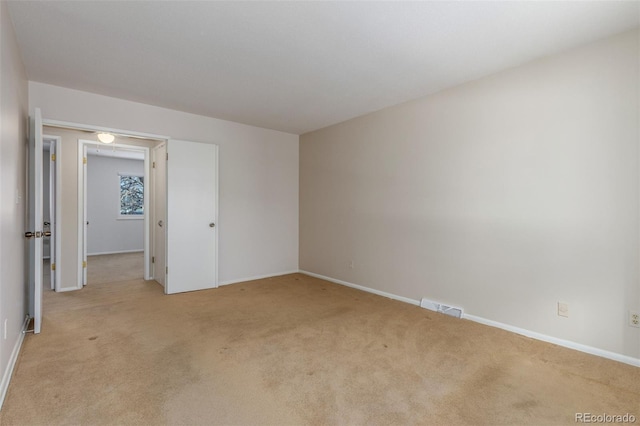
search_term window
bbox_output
[119,173,144,217]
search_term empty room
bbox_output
[0,1,638,425]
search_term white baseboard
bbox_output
[463,314,640,368]
[87,249,143,256]
[298,270,640,368]
[299,270,420,306]
[0,315,30,410]
[219,270,300,287]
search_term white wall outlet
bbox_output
[349,260,354,269]
[3,319,7,340]
[630,311,640,328]
[557,302,569,318]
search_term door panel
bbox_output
[153,143,167,286]
[166,140,218,294]
[28,108,44,333]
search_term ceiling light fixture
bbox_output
[97,132,115,144]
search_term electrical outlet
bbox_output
[3,319,7,340]
[557,302,569,318]
[630,311,640,328]
[349,260,354,269]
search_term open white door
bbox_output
[28,108,44,333]
[166,140,218,294]
[152,143,167,286]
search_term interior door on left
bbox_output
[28,108,44,333]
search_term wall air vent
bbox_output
[420,298,464,319]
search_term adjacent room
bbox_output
[85,147,145,284]
[0,1,638,425]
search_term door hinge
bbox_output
[166,153,168,161]
[166,266,168,274]
[83,157,87,164]
[51,263,56,271]
[152,256,155,263]
[82,261,87,268]
[152,161,156,168]
[51,154,56,161]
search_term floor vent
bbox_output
[419,298,463,319]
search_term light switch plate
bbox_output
[558,302,569,318]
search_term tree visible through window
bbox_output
[120,174,144,216]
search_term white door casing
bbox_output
[47,136,63,292]
[81,143,88,286]
[28,108,44,333]
[166,140,218,294]
[49,140,56,290]
[77,140,152,287]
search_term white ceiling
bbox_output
[8,1,639,135]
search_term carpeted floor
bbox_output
[1,272,638,425]
[87,252,145,284]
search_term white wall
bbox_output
[300,30,640,360]
[30,82,299,287]
[0,0,29,406]
[87,155,144,255]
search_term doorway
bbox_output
[42,136,62,292]
[78,140,159,286]
[83,143,147,285]
[30,112,220,335]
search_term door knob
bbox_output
[43,231,52,237]
[25,231,35,239]
[209,223,215,228]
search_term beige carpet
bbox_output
[1,273,638,425]
[87,252,144,284]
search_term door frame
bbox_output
[44,135,62,291]
[78,139,152,284]
[40,118,220,294]
[42,118,169,291]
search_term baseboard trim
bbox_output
[0,315,30,410]
[298,270,640,368]
[463,314,640,368]
[219,270,300,287]
[87,249,143,256]
[299,270,421,306]
[55,285,84,293]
